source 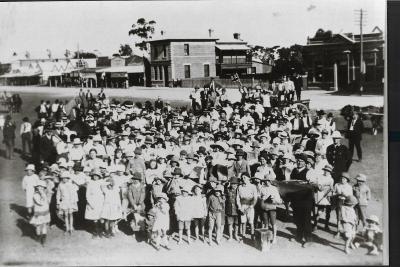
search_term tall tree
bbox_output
[271,44,304,79]
[118,44,133,56]
[247,45,279,65]
[128,18,156,53]
[72,51,97,59]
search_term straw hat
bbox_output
[25,164,35,171]
[366,215,379,225]
[331,131,343,139]
[322,164,333,173]
[356,173,367,182]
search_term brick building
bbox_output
[303,27,384,93]
[148,38,218,87]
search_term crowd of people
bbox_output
[3,80,382,255]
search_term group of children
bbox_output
[17,87,383,257]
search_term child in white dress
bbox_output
[152,193,170,250]
[100,178,122,238]
[85,169,105,238]
[56,171,79,235]
[30,180,51,246]
[22,164,39,217]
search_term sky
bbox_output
[0,0,385,62]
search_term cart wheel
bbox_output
[292,103,310,114]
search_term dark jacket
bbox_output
[347,118,364,141]
[290,117,304,135]
[127,183,146,213]
[326,144,352,173]
[40,135,57,164]
[290,167,308,181]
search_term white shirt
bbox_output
[20,122,32,135]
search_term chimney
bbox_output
[208,28,214,38]
[233,33,241,40]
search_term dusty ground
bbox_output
[0,86,387,266]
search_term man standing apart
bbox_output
[346,112,364,162]
[294,74,303,101]
[3,115,16,159]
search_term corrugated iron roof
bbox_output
[216,44,250,50]
[96,65,144,73]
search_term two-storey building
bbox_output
[148,37,218,87]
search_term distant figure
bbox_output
[3,115,16,159]
[346,112,364,162]
[294,74,303,101]
[98,88,106,101]
[20,116,32,156]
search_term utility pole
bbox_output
[355,9,367,95]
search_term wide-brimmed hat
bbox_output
[91,169,102,178]
[214,184,225,193]
[93,135,102,142]
[322,164,333,173]
[170,155,180,164]
[341,172,351,181]
[235,149,246,157]
[144,136,154,144]
[134,147,142,155]
[172,168,183,176]
[60,171,71,179]
[331,130,343,139]
[157,192,169,201]
[131,171,142,181]
[344,195,358,206]
[251,140,261,148]
[356,173,367,182]
[73,138,82,145]
[366,215,379,225]
[35,180,47,188]
[25,164,35,171]
[229,177,240,184]
[296,153,308,162]
[307,128,320,138]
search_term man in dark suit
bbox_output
[294,74,303,101]
[290,154,308,181]
[346,112,364,162]
[326,131,352,183]
[155,96,164,110]
[289,153,314,246]
[40,129,57,165]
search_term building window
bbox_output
[223,56,232,64]
[184,44,190,56]
[154,66,158,80]
[236,56,246,64]
[204,64,210,77]
[184,65,191,78]
[159,66,163,80]
[163,45,167,58]
[153,47,158,59]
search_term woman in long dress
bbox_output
[85,170,105,238]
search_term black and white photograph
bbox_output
[0,0,387,265]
